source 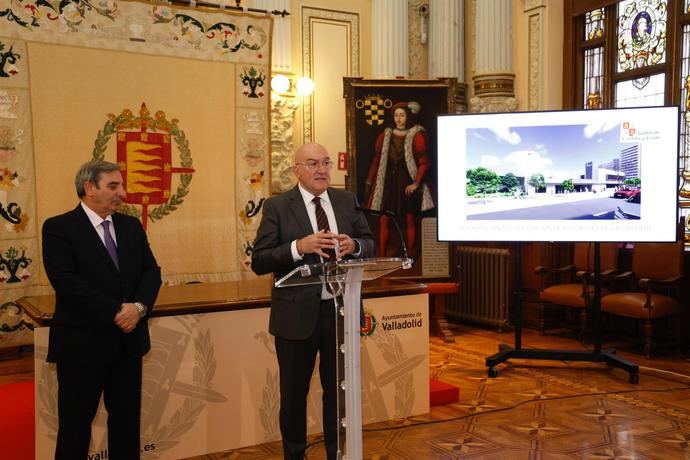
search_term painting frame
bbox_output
[343,77,456,277]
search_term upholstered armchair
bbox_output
[535,243,619,343]
[601,241,685,358]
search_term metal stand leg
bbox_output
[334,292,346,459]
[485,243,639,384]
[332,267,364,460]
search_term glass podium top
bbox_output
[275,257,413,288]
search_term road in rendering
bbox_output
[468,196,636,220]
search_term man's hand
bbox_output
[114,303,140,333]
[336,234,358,258]
[297,230,338,259]
[405,182,419,196]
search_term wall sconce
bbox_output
[270,74,291,94]
[270,74,315,97]
[419,4,429,44]
[295,77,315,96]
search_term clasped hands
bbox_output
[297,230,357,260]
[114,303,140,333]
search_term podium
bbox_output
[275,257,413,460]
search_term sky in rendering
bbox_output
[466,121,627,180]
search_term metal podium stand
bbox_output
[275,257,413,460]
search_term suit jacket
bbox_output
[42,204,162,365]
[251,186,375,340]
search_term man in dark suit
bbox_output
[252,143,375,460]
[42,160,162,460]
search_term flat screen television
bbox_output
[437,106,679,242]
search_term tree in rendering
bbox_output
[500,172,520,192]
[528,173,546,193]
[466,167,499,195]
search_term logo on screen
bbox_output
[622,121,636,137]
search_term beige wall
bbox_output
[289,0,372,188]
[512,0,564,111]
[276,0,563,184]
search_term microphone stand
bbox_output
[356,206,412,268]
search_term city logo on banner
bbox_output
[92,103,195,230]
[360,308,378,337]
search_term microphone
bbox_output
[356,206,410,260]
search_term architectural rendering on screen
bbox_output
[465,123,641,220]
[436,106,678,242]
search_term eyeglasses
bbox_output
[295,159,333,171]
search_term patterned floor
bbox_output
[186,325,690,459]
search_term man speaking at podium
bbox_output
[252,143,375,460]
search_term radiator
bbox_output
[448,247,511,332]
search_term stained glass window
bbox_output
[615,73,665,106]
[680,24,690,237]
[617,0,667,72]
[585,8,606,40]
[584,47,605,108]
[569,0,689,248]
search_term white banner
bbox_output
[34,294,429,459]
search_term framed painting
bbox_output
[343,77,456,277]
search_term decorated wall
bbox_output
[0,0,273,347]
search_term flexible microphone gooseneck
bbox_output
[355,206,410,260]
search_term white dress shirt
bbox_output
[81,201,118,247]
[290,185,340,300]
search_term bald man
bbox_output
[252,143,375,459]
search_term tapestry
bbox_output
[0,36,36,347]
[0,0,272,347]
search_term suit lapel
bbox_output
[328,189,349,235]
[288,186,314,236]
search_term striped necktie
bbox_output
[312,196,337,262]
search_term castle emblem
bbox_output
[93,103,195,229]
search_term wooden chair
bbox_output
[535,243,619,343]
[601,241,685,358]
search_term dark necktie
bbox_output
[313,196,337,295]
[313,196,337,262]
[101,220,120,270]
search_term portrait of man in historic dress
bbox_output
[343,78,456,276]
[632,12,652,46]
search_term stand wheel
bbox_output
[629,373,639,384]
[488,367,498,378]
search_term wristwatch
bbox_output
[134,302,147,318]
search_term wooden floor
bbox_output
[4,324,690,459]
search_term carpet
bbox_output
[0,380,34,460]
